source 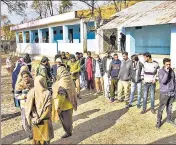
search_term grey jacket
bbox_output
[118,59,133,81]
[159,68,175,95]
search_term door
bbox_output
[69,29,73,43]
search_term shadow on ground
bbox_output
[1,112,21,122]
[150,134,176,144]
[1,109,100,144]
[51,108,128,144]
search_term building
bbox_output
[10,11,98,57]
[98,1,176,67]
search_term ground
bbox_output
[1,53,176,144]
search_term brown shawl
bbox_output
[52,66,77,109]
[25,76,52,125]
[16,65,29,85]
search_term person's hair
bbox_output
[113,53,118,57]
[21,70,30,77]
[163,58,171,64]
[122,52,128,56]
[131,54,136,60]
[143,52,151,58]
[76,52,80,55]
[41,57,49,63]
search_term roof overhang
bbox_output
[10,11,81,31]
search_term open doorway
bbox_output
[69,29,73,43]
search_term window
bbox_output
[60,30,63,33]
[54,30,57,34]
[35,33,38,35]
[135,26,142,29]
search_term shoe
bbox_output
[151,109,156,114]
[126,104,132,109]
[109,98,115,103]
[77,94,81,99]
[167,120,176,125]
[141,110,146,114]
[156,122,161,129]
[137,105,141,109]
[61,133,72,138]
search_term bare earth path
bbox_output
[1,58,176,144]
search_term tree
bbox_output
[58,0,73,14]
[32,0,55,19]
[1,1,27,16]
[2,24,16,41]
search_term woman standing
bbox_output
[23,53,32,72]
[52,66,77,138]
[25,76,54,144]
[15,70,34,140]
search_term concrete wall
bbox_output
[16,43,57,56]
[170,24,176,68]
[134,24,171,54]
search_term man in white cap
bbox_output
[51,58,65,81]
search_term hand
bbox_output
[32,118,40,125]
[152,80,156,84]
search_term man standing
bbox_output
[141,52,160,114]
[94,54,104,95]
[108,54,121,102]
[67,55,81,99]
[119,33,126,52]
[110,32,116,51]
[103,52,113,98]
[156,58,176,128]
[79,53,87,90]
[126,55,143,109]
[118,52,133,103]
[85,51,96,94]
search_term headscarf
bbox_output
[15,77,34,91]
[52,66,77,111]
[16,65,29,85]
[25,76,51,124]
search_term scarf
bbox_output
[25,76,51,125]
[52,66,77,110]
[86,57,93,80]
[16,65,29,85]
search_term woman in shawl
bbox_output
[15,70,34,140]
[23,53,32,72]
[25,76,54,144]
[52,66,77,138]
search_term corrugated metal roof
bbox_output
[100,1,176,30]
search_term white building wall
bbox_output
[170,24,176,68]
[17,43,57,57]
[87,39,97,52]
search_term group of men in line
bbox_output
[8,50,176,144]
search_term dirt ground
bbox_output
[1,54,176,144]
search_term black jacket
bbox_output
[102,56,113,73]
[131,61,143,83]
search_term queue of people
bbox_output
[9,50,176,144]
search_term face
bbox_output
[22,74,30,83]
[122,54,128,60]
[165,61,171,69]
[57,62,61,66]
[87,53,91,57]
[71,58,76,62]
[114,55,118,60]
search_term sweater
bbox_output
[108,59,121,78]
[118,59,133,81]
[159,68,175,95]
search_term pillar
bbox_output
[15,32,19,43]
[63,25,68,43]
[96,29,103,54]
[22,31,26,43]
[170,24,176,68]
[49,27,54,43]
[38,29,42,43]
[80,19,87,53]
[126,27,135,56]
[29,31,33,43]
